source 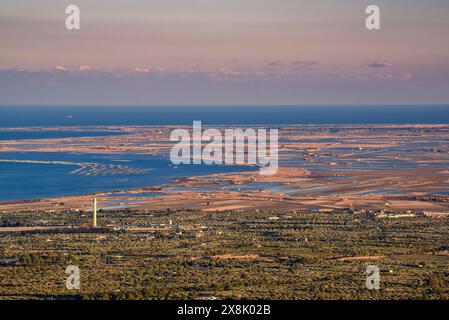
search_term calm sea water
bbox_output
[1,105,449,202]
[0,105,449,126]
[0,131,125,141]
[0,152,252,202]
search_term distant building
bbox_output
[422,211,449,217]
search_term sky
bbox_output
[0,0,448,106]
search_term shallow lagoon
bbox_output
[0,151,255,201]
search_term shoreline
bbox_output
[1,124,449,213]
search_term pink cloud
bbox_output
[378,72,413,81]
[55,66,67,72]
[79,65,91,71]
[219,68,240,76]
[133,67,151,73]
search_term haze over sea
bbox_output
[1,105,449,126]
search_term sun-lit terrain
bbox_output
[1,208,448,300]
[2,124,449,213]
[1,124,449,300]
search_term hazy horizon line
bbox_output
[1,104,449,108]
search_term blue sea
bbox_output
[0,152,249,202]
[0,105,449,126]
[1,105,449,202]
[0,130,125,141]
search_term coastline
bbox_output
[1,123,449,213]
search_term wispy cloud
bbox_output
[266,61,283,67]
[292,61,318,66]
[219,68,240,76]
[79,65,91,71]
[378,72,413,81]
[55,66,68,72]
[368,62,393,68]
[55,65,93,72]
[134,67,151,73]
[1,68,446,106]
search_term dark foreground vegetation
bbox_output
[0,209,448,300]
